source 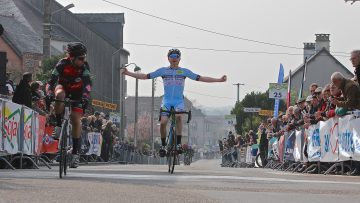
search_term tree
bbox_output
[37,54,65,84]
[231,91,286,135]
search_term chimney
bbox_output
[315,34,330,52]
[303,42,315,62]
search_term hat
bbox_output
[94,111,100,116]
[315,87,323,93]
[306,95,313,102]
[312,94,318,99]
[23,72,33,83]
[296,98,305,104]
[36,81,44,86]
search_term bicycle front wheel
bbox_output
[59,120,68,179]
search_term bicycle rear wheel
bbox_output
[59,120,68,179]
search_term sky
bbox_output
[57,0,359,108]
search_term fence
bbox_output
[0,98,49,169]
[0,98,186,169]
[221,114,360,175]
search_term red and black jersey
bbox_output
[47,58,92,98]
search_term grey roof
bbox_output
[76,13,125,24]
[0,15,42,55]
[284,48,354,82]
[13,0,79,42]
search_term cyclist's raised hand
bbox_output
[220,75,227,82]
[121,67,129,75]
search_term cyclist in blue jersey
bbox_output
[122,49,227,157]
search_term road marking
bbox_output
[67,172,360,186]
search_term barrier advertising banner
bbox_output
[3,101,21,154]
[351,118,360,161]
[338,115,354,161]
[320,118,339,162]
[293,130,303,162]
[23,107,33,155]
[306,123,321,162]
[87,132,102,156]
[0,100,3,152]
[41,125,59,153]
[34,115,46,155]
[278,135,285,162]
[284,131,296,161]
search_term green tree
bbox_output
[37,54,65,84]
[231,91,286,135]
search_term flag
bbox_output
[274,64,284,118]
[298,58,308,100]
[286,69,292,108]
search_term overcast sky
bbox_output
[58,0,358,108]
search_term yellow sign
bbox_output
[92,99,117,110]
[258,110,283,117]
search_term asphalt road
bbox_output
[1,159,360,203]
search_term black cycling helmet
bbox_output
[67,42,87,57]
[167,48,181,57]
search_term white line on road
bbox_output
[67,172,360,186]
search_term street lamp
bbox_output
[134,65,141,148]
[43,2,75,58]
[120,63,139,143]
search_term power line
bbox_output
[124,42,349,57]
[101,0,305,50]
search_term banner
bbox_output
[3,101,21,154]
[23,107,33,155]
[320,118,339,162]
[278,135,285,162]
[245,146,252,163]
[87,132,102,156]
[293,130,303,162]
[338,115,354,161]
[352,118,360,161]
[41,125,59,153]
[0,100,3,152]
[306,123,321,162]
[284,131,296,161]
[34,115,46,155]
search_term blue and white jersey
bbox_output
[147,67,200,108]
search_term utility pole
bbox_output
[43,0,51,59]
[151,79,155,153]
[134,66,141,148]
[233,83,245,103]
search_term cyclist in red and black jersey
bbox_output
[46,42,92,168]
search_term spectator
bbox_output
[350,50,360,85]
[30,82,47,115]
[5,72,14,96]
[330,72,360,111]
[309,83,318,95]
[326,83,342,118]
[101,120,113,162]
[12,72,32,108]
[92,112,103,132]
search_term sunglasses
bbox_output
[77,56,86,61]
[169,54,180,59]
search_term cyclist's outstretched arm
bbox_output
[198,75,227,83]
[121,68,148,80]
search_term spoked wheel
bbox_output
[168,145,174,173]
[171,148,177,174]
[59,121,68,179]
[255,154,263,168]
